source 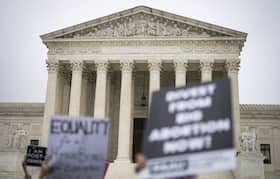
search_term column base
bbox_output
[105,160,136,179]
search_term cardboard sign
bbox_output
[139,78,235,178]
[46,116,109,179]
[26,145,47,167]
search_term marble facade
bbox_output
[0,6,279,179]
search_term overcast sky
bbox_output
[0,0,279,104]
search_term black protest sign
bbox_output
[139,78,235,179]
[26,145,47,167]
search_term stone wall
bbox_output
[0,103,44,178]
[240,104,280,175]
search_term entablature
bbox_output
[45,39,243,61]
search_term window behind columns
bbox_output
[161,71,175,88]
[213,63,227,80]
[161,63,175,88]
[213,71,226,80]
[186,71,200,84]
[132,118,146,162]
[134,71,149,107]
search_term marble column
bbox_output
[88,74,96,116]
[174,59,188,87]
[225,60,241,150]
[148,60,161,100]
[200,60,213,82]
[62,73,71,115]
[116,60,134,162]
[80,71,89,116]
[94,60,109,118]
[105,72,112,118]
[42,61,59,146]
[69,61,84,116]
[56,69,65,114]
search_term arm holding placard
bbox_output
[22,160,32,179]
[38,158,53,179]
[135,153,146,173]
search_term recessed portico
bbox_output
[43,58,240,158]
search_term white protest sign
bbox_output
[47,116,109,179]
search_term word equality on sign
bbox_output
[50,119,108,135]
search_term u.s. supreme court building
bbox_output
[0,6,279,179]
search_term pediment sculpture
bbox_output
[58,13,230,39]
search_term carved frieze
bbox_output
[47,40,241,57]
[57,13,230,39]
[181,41,240,54]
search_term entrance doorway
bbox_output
[132,118,146,162]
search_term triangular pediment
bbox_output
[41,6,247,40]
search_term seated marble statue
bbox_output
[241,127,257,152]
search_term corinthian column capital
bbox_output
[71,61,84,72]
[200,60,214,73]
[225,60,240,73]
[95,60,109,72]
[174,59,188,72]
[46,61,59,72]
[120,60,134,72]
[148,60,162,72]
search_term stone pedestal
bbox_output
[235,152,265,179]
